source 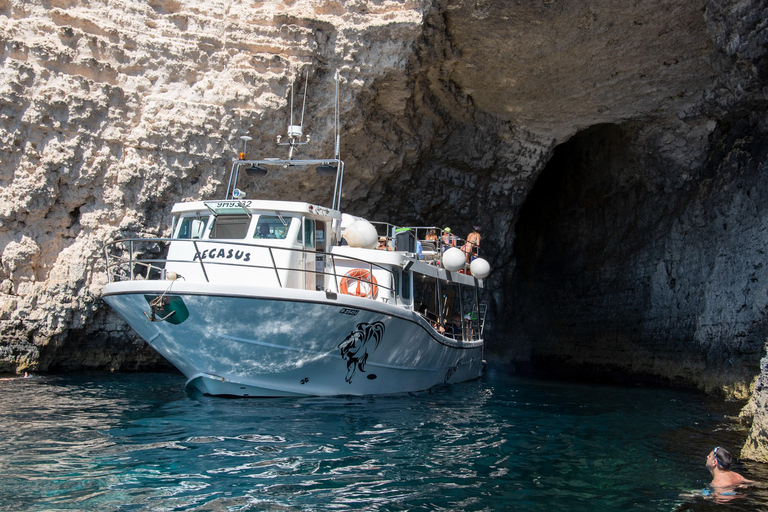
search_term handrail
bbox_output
[102,237,398,305]
[368,222,481,260]
[103,238,486,339]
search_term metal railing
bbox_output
[369,223,481,266]
[103,238,398,305]
[103,238,487,341]
[419,300,487,343]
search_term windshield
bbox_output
[175,215,209,239]
[254,215,291,240]
[210,214,250,239]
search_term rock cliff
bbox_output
[2,0,768,459]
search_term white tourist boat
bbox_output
[101,74,490,397]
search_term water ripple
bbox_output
[1,371,767,511]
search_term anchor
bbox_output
[143,295,177,322]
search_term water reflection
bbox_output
[0,370,767,511]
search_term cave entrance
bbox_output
[510,123,648,379]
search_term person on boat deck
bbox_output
[257,223,271,238]
[425,229,438,242]
[460,243,473,265]
[430,320,446,334]
[441,227,456,248]
[446,314,462,335]
[466,225,481,257]
[706,446,754,488]
[377,236,392,251]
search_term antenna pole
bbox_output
[289,82,294,127]
[300,71,308,128]
[334,70,340,159]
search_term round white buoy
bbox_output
[344,220,378,249]
[470,258,491,279]
[340,213,361,228]
[442,247,466,272]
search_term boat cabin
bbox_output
[165,199,339,292]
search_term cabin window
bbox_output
[209,214,250,239]
[315,224,326,252]
[254,215,290,240]
[413,274,440,323]
[400,270,411,301]
[175,214,209,239]
[303,219,315,248]
[439,282,463,339]
[441,283,461,322]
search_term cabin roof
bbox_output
[170,200,341,220]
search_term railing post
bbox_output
[459,284,466,341]
[436,273,443,327]
[129,240,135,280]
[331,254,340,293]
[474,280,481,341]
[268,247,282,288]
[104,244,112,283]
[192,240,210,283]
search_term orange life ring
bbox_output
[340,268,379,299]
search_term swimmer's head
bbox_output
[710,446,734,470]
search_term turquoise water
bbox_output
[1,367,766,511]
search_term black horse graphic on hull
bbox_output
[338,321,385,383]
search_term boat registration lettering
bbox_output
[193,247,251,262]
[339,308,359,316]
[215,201,252,208]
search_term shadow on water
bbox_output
[0,367,766,511]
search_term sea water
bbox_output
[1,367,767,511]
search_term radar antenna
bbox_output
[277,71,310,159]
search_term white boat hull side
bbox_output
[102,282,484,397]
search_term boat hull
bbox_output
[102,281,484,397]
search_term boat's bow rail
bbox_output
[103,237,398,304]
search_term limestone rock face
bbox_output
[0,0,430,370]
[2,0,768,458]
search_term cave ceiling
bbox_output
[441,0,716,141]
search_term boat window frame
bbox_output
[303,217,316,249]
[208,213,251,240]
[174,212,211,239]
[400,269,411,302]
[413,273,440,324]
[253,214,292,240]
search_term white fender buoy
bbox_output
[470,258,491,279]
[344,219,378,249]
[442,247,466,272]
[340,213,361,228]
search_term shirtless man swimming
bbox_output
[706,446,753,488]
